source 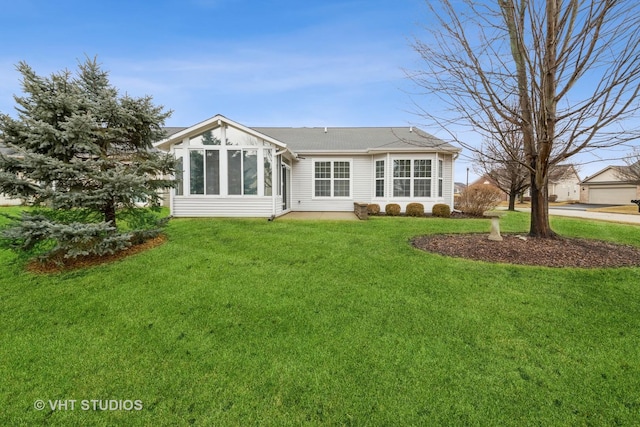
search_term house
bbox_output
[470,174,509,201]
[0,143,22,206]
[154,114,461,218]
[548,164,581,202]
[471,164,580,202]
[453,182,466,195]
[580,164,640,204]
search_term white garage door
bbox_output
[589,186,637,205]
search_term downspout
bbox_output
[451,151,460,209]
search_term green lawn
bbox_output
[1,210,640,425]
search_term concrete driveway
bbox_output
[549,203,619,211]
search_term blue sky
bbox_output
[0,0,628,182]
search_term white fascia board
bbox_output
[154,114,292,153]
[366,147,461,155]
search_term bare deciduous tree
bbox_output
[411,0,640,237]
[474,120,529,211]
[616,149,640,185]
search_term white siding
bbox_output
[285,153,457,213]
[173,197,275,217]
[551,177,580,201]
[0,194,21,206]
[587,168,620,182]
[290,155,371,211]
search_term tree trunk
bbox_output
[507,191,517,211]
[528,172,556,238]
[104,199,117,228]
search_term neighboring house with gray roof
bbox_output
[154,114,460,218]
[580,164,640,204]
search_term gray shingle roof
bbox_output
[251,126,458,153]
[163,127,188,138]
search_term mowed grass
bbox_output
[1,210,640,425]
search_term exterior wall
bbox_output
[290,155,371,211]
[550,176,580,201]
[587,168,619,182]
[0,193,21,206]
[289,152,455,213]
[172,196,275,217]
[169,124,281,218]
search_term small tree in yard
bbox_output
[458,184,503,217]
[0,58,176,261]
[474,120,529,211]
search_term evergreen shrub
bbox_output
[385,203,401,216]
[432,204,451,218]
[406,203,425,217]
[367,203,381,215]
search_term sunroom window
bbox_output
[228,149,258,195]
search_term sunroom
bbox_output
[156,116,296,218]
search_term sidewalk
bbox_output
[511,207,640,225]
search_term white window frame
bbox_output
[178,125,277,198]
[312,158,353,199]
[391,155,435,199]
[438,159,444,198]
[374,159,385,198]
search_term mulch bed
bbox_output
[412,233,640,268]
[26,235,167,274]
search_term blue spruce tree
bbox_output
[0,58,176,262]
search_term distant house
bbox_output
[154,114,461,218]
[548,164,581,202]
[470,174,509,201]
[0,143,22,206]
[471,164,580,202]
[580,164,640,204]
[453,182,466,195]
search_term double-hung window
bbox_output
[314,160,351,198]
[393,160,411,197]
[393,158,432,198]
[413,159,431,197]
[438,159,444,197]
[375,160,385,197]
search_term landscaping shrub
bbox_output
[367,203,381,215]
[406,203,425,217]
[385,203,401,216]
[432,203,451,218]
[549,195,558,202]
[457,184,503,216]
[453,194,462,210]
